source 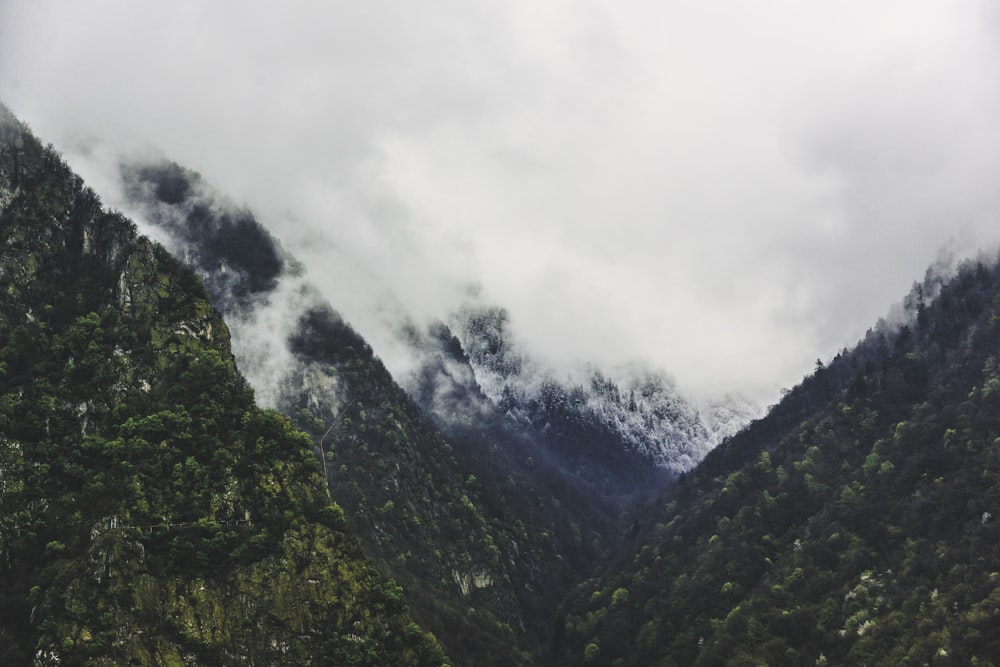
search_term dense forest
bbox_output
[0,102,445,665]
[6,98,1000,666]
[556,258,1000,664]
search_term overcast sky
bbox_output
[3,1,1000,404]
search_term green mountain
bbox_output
[106,151,757,665]
[556,258,1000,665]
[0,104,446,665]
[114,156,639,665]
[12,96,1000,667]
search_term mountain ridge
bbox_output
[9,98,996,667]
[112,154,666,664]
[555,250,1000,665]
[0,101,446,665]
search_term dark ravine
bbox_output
[0,102,445,665]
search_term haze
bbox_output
[3,0,1000,404]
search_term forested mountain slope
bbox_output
[114,157,640,664]
[557,256,1000,665]
[0,103,445,665]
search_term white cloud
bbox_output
[3,0,1000,403]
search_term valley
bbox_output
[4,100,1000,665]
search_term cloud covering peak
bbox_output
[3,0,1000,403]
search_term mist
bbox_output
[3,1,1000,404]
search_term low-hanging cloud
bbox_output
[3,0,1000,404]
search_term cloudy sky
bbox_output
[3,1,1000,403]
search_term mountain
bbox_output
[0,103,445,664]
[10,96,1000,667]
[396,302,761,530]
[113,156,657,664]
[555,256,1000,665]
[444,304,759,475]
[109,146,765,664]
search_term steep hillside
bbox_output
[113,157,632,665]
[0,104,445,665]
[557,256,1000,665]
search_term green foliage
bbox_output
[557,255,1000,665]
[0,108,445,666]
